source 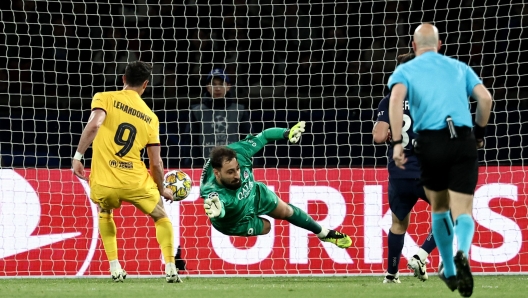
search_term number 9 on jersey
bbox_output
[163,170,193,201]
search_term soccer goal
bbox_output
[0,0,526,277]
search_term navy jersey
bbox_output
[376,94,421,179]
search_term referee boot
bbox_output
[454,250,474,297]
[438,262,457,292]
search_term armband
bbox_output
[391,139,403,146]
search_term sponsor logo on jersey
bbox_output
[237,181,254,200]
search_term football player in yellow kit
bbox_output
[72,61,181,283]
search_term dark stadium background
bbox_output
[0,0,526,169]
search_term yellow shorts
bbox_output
[90,182,160,214]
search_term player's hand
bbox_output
[287,121,306,144]
[161,188,175,203]
[204,194,223,218]
[72,159,88,181]
[393,144,407,169]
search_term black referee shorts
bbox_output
[414,126,478,195]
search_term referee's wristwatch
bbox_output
[391,139,403,146]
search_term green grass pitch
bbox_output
[0,276,526,298]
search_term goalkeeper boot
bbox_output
[320,230,352,248]
[407,255,428,281]
[454,250,474,297]
[383,272,401,284]
[165,262,182,283]
[111,269,127,283]
[438,262,457,292]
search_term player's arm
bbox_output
[72,109,106,180]
[372,122,390,143]
[388,83,408,169]
[471,84,493,147]
[388,84,407,144]
[229,121,306,158]
[466,64,492,147]
[373,97,390,143]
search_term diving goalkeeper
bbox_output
[200,122,352,248]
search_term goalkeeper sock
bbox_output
[387,230,405,275]
[286,204,323,235]
[98,212,118,263]
[432,211,455,278]
[454,214,475,257]
[420,231,437,255]
[155,217,175,264]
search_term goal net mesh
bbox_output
[0,0,527,276]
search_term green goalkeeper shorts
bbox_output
[213,183,279,236]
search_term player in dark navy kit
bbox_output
[373,53,437,284]
[388,24,492,297]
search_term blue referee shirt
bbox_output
[387,51,482,132]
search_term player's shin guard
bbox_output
[286,204,322,234]
[432,211,455,277]
[155,217,175,264]
[99,212,118,261]
[454,214,475,257]
[387,230,405,275]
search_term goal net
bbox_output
[0,0,527,277]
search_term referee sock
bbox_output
[454,214,475,257]
[286,204,323,235]
[155,217,175,264]
[432,211,456,278]
[387,230,405,275]
[99,212,118,262]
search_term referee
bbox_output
[387,23,492,297]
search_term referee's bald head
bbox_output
[412,23,442,55]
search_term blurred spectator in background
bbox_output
[182,68,250,167]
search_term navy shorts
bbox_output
[388,177,429,221]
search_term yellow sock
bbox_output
[155,217,175,264]
[99,212,118,261]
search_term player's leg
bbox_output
[415,132,457,291]
[408,180,437,281]
[90,184,126,282]
[267,198,352,248]
[148,198,181,283]
[383,213,408,284]
[447,136,479,297]
[126,184,180,283]
[384,178,416,283]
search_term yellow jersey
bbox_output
[90,90,159,189]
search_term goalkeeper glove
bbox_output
[284,121,306,144]
[204,193,225,218]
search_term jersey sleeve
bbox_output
[228,128,287,159]
[388,66,408,90]
[147,116,160,147]
[228,134,266,160]
[91,92,108,113]
[376,96,390,124]
[465,64,483,97]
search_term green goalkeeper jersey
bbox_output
[199,128,287,227]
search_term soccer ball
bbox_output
[163,170,193,201]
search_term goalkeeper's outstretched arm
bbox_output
[230,121,306,158]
